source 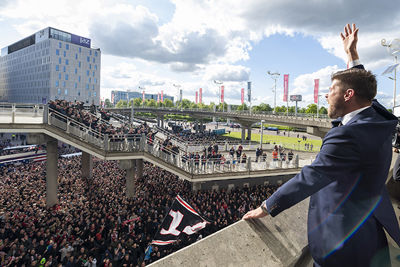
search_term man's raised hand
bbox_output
[340,23,359,62]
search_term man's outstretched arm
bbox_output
[341,23,360,67]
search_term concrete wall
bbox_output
[192,173,296,191]
[150,198,311,267]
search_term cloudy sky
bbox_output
[0,0,399,108]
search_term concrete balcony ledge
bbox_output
[150,199,311,267]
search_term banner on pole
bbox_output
[195,91,198,104]
[161,90,164,102]
[283,74,289,102]
[221,85,224,103]
[241,88,244,105]
[247,82,251,102]
[157,93,160,103]
[142,91,145,103]
[314,79,319,104]
[199,88,202,104]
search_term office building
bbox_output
[0,27,101,105]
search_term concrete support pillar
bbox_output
[192,182,202,192]
[241,127,246,143]
[247,127,252,142]
[81,151,93,179]
[126,160,136,199]
[136,159,144,179]
[46,138,59,207]
[161,116,164,128]
[157,116,161,127]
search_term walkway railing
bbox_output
[0,104,303,176]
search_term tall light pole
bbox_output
[381,38,400,114]
[173,84,182,109]
[267,71,280,114]
[214,80,224,112]
[138,86,145,107]
[260,119,265,149]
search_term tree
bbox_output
[129,98,143,107]
[104,99,112,108]
[146,99,157,107]
[275,105,287,113]
[288,106,295,113]
[253,103,273,112]
[164,99,174,107]
[116,100,127,108]
[216,102,228,111]
[237,103,248,111]
[319,106,328,114]
[306,104,318,114]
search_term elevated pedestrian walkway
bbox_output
[0,104,301,182]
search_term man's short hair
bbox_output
[331,68,377,101]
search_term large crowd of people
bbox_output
[0,156,278,266]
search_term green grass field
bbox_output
[223,132,322,152]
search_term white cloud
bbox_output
[202,64,250,82]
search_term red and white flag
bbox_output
[199,88,202,104]
[142,91,145,103]
[241,88,244,104]
[161,90,164,102]
[314,79,319,104]
[221,85,224,103]
[195,91,198,104]
[283,74,289,102]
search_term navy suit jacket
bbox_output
[266,97,400,264]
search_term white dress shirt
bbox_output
[342,105,371,125]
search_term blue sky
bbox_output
[0,0,399,110]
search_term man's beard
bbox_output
[327,102,343,119]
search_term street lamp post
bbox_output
[267,71,280,114]
[173,84,182,110]
[138,86,145,107]
[381,38,400,114]
[260,119,265,149]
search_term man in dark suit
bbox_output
[243,24,400,266]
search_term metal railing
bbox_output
[0,104,303,175]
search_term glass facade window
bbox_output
[89,78,91,83]
[65,59,69,65]
[94,65,97,70]
[86,84,89,89]
[79,47,81,53]
[65,89,68,95]
[78,91,80,96]
[78,61,81,68]
[74,83,77,89]
[92,71,95,77]
[75,68,77,74]
[58,58,61,64]
[66,44,69,50]
[75,53,78,59]
[58,88,61,95]
[56,49,59,55]
[89,64,91,69]
[63,51,66,57]
[56,65,59,71]
[63,66,66,72]
[65,74,68,80]
[94,91,96,96]
[93,58,95,63]
[59,42,61,48]
[78,76,81,82]
[58,73,61,79]
[63,81,66,87]
[86,70,89,76]
[95,51,98,57]
[55,81,59,87]
[87,56,90,62]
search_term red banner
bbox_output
[283,74,289,102]
[314,79,319,104]
[241,88,244,104]
[111,92,114,104]
[142,91,145,103]
[221,85,224,103]
[161,90,164,102]
[157,93,160,103]
[199,88,202,104]
[195,91,198,104]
